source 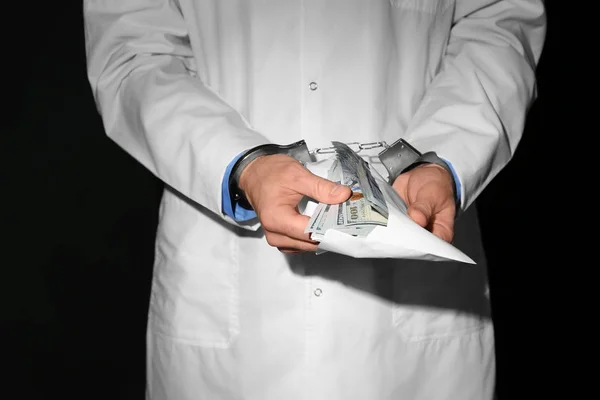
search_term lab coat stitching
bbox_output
[299,0,305,144]
[389,0,452,14]
[150,328,235,348]
[392,310,486,342]
[300,6,310,398]
[150,197,240,347]
[229,233,241,340]
[147,294,238,347]
[304,275,313,400]
[166,251,239,346]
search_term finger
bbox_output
[430,220,454,243]
[407,202,433,228]
[278,248,302,254]
[263,206,317,242]
[429,208,455,243]
[409,204,455,242]
[295,172,352,205]
[265,231,319,252]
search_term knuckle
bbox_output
[281,220,299,239]
[301,242,317,252]
[286,160,308,178]
[279,248,300,254]
[287,167,305,188]
[282,158,301,173]
[261,215,277,232]
[313,178,327,196]
[264,233,279,248]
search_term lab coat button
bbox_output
[314,288,322,297]
[309,82,318,91]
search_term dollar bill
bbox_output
[312,203,340,235]
[305,202,326,234]
[305,146,390,242]
[331,141,388,219]
[305,159,342,235]
[342,192,387,227]
[311,224,377,242]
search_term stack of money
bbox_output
[305,142,389,242]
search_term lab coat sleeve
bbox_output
[403,0,546,211]
[222,153,258,221]
[83,0,269,226]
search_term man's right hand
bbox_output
[238,154,351,253]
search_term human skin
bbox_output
[239,154,455,253]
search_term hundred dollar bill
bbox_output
[311,224,377,242]
[309,188,387,241]
[331,141,388,219]
[311,199,385,241]
[342,191,387,227]
[305,146,390,242]
[305,159,343,234]
[312,203,340,236]
[305,202,326,234]
[327,157,343,184]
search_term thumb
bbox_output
[407,201,432,228]
[301,173,352,204]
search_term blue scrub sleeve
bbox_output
[222,153,258,221]
[222,155,462,220]
[442,159,462,205]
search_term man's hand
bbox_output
[239,154,351,253]
[392,164,456,243]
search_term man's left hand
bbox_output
[392,164,456,243]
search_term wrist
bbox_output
[229,140,312,210]
[403,153,458,204]
[238,156,264,193]
[417,163,454,189]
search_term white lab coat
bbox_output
[84,0,546,399]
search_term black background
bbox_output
[2,1,565,399]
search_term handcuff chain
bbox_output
[310,141,389,155]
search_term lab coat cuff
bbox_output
[199,129,268,230]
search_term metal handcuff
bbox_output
[229,139,457,210]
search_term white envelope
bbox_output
[302,158,475,264]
